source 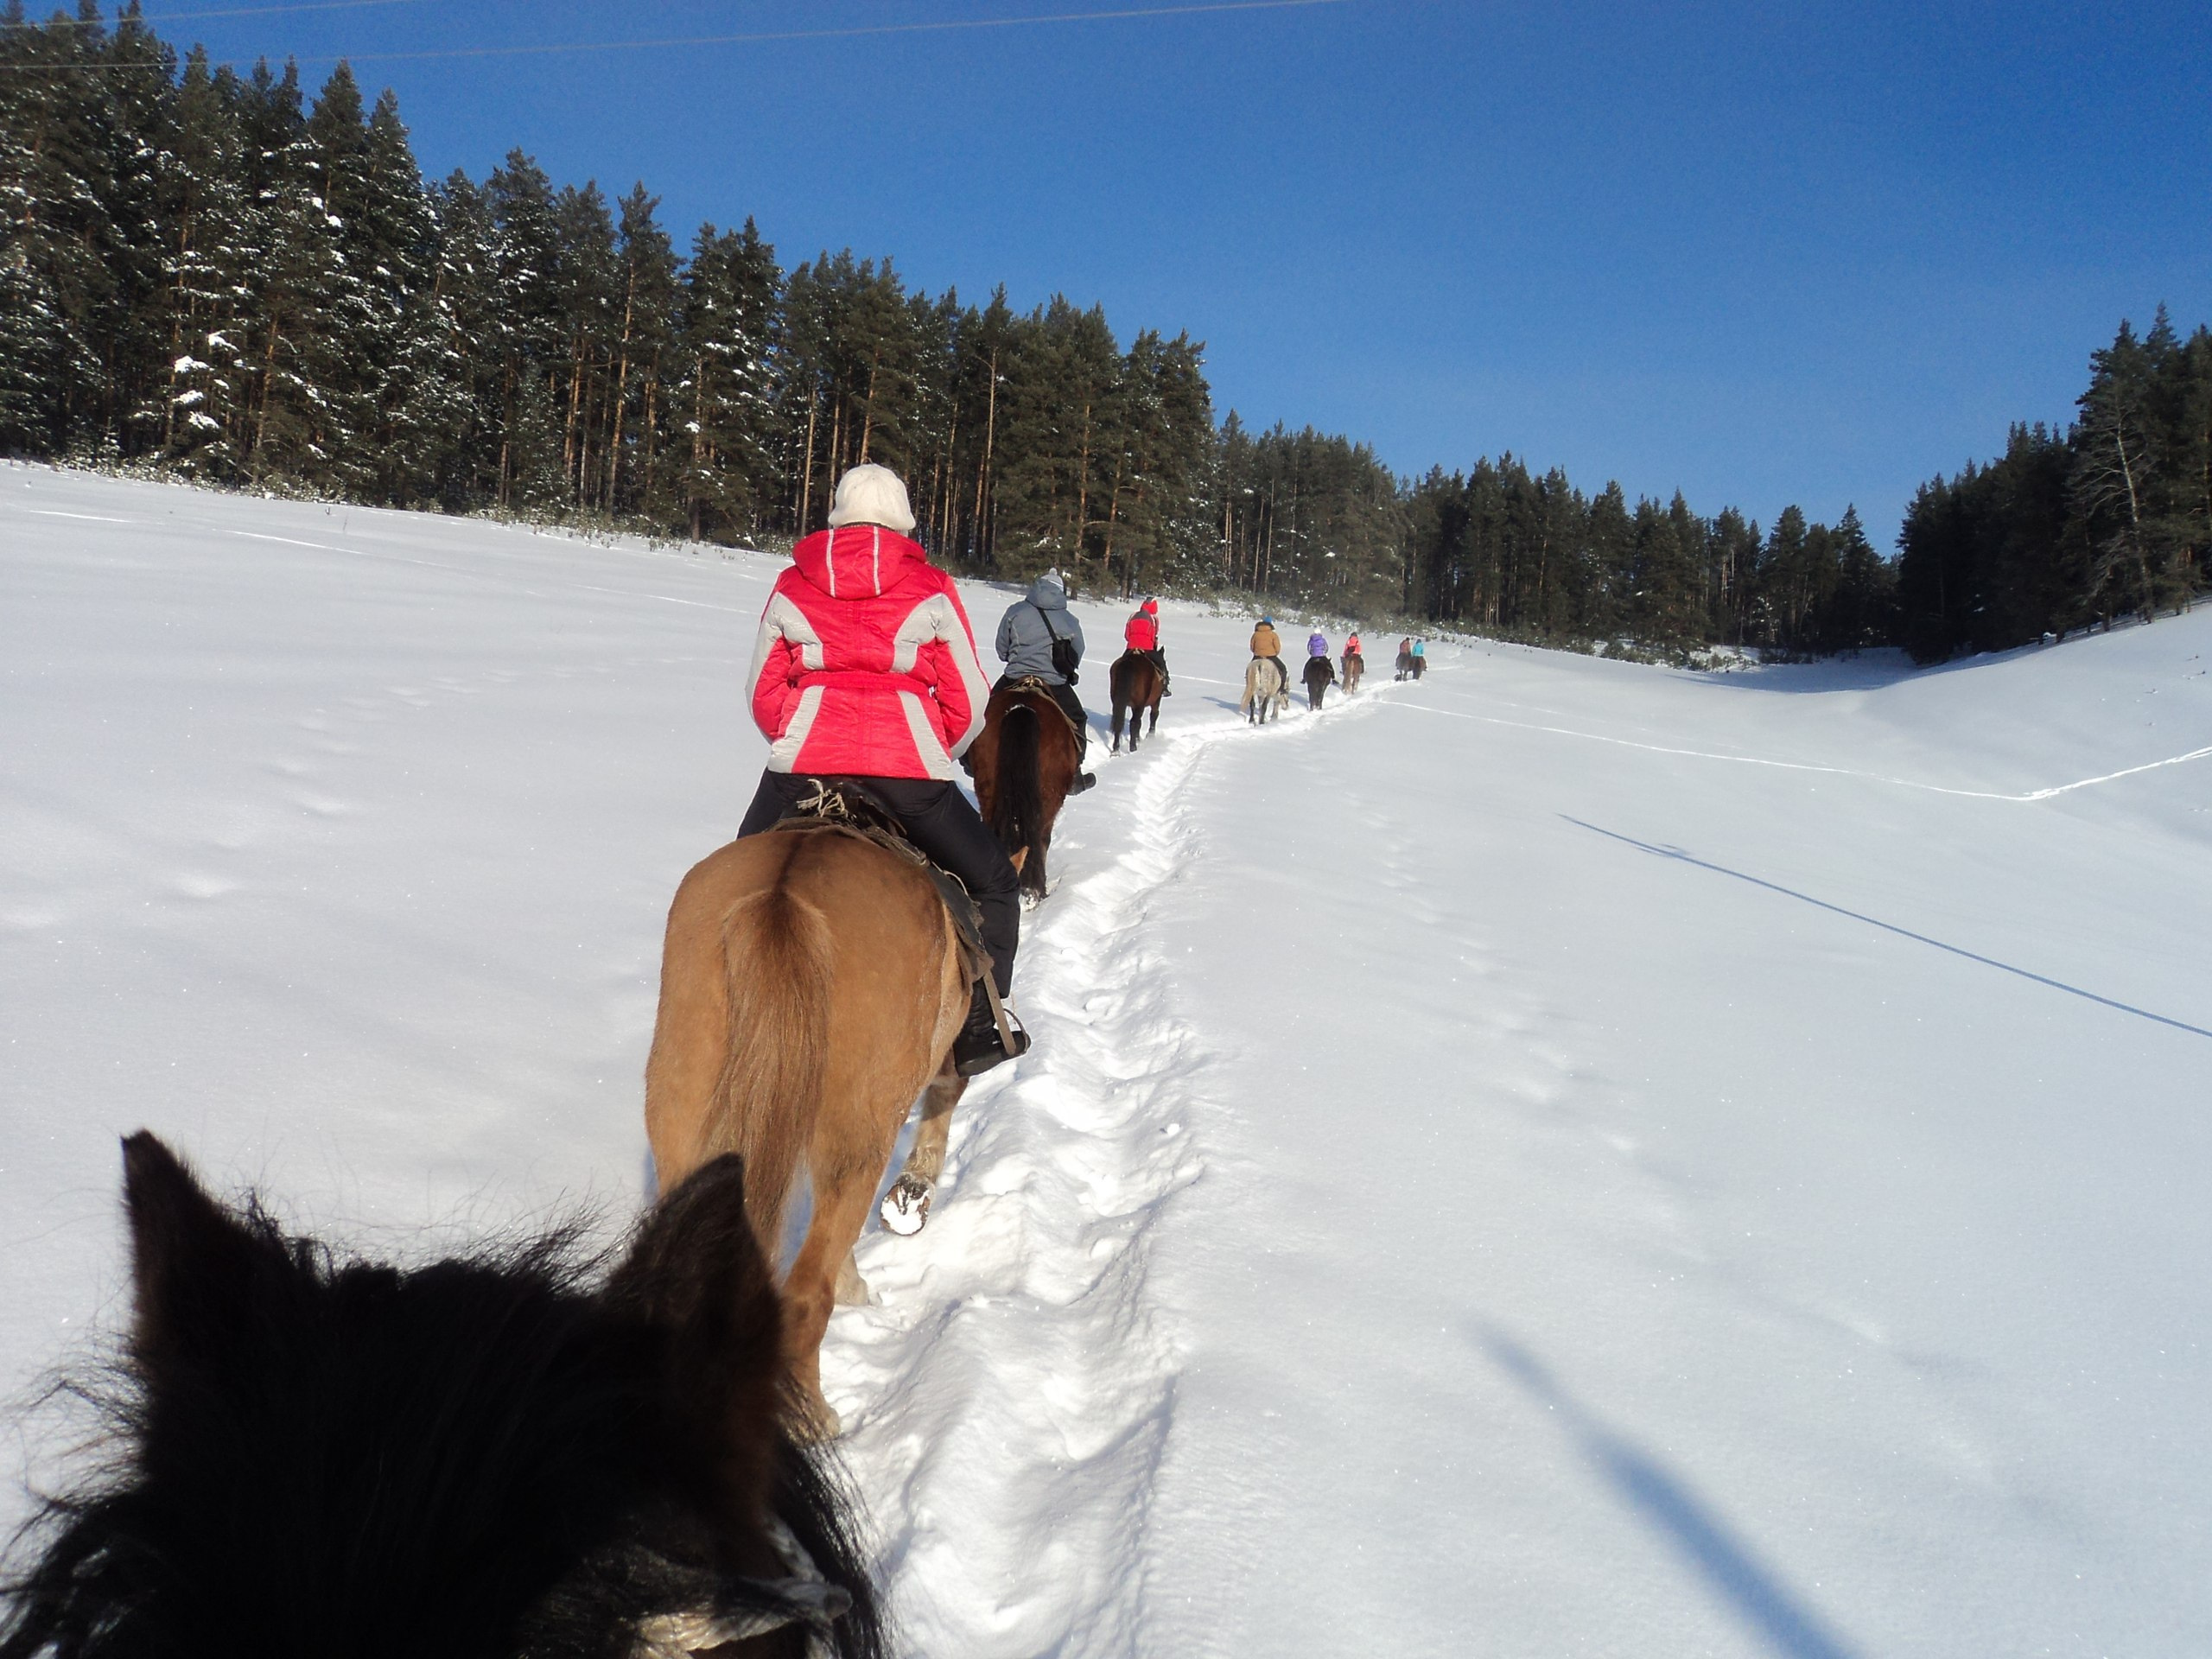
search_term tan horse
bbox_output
[645,824,974,1434]
[966,679,1082,899]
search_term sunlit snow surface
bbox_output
[4,466,2210,1656]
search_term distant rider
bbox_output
[738,462,1026,1076]
[1307,627,1330,659]
[1411,638,1427,677]
[1249,615,1286,696]
[995,568,1095,793]
[1123,597,1171,695]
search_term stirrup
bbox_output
[954,1001,1029,1077]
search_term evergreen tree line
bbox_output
[1896,308,2212,661]
[16,2,2178,664]
[1400,464,1893,656]
[0,4,1224,595]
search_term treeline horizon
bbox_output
[3,3,2204,662]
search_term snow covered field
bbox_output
[4,466,2210,1656]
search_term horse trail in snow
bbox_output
[819,677,1403,1656]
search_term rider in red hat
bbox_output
[1122,597,1171,695]
[739,463,1027,1076]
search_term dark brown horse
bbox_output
[966,678,1083,899]
[1109,650,1164,753]
[1302,653,1336,711]
[3,1134,887,1658]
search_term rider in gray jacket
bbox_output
[994,569,1095,791]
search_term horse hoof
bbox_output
[834,1256,872,1307]
[880,1173,932,1236]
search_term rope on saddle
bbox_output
[769,780,1019,1053]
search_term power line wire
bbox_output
[0,0,1350,73]
[19,0,432,29]
[315,0,1351,64]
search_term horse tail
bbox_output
[992,702,1048,893]
[711,848,832,1255]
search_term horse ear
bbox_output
[607,1155,786,1447]
[120,1132,277,1371]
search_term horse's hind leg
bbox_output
[880,1058,967,1237]
[785,1095,911,1435]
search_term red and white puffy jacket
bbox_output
[747,524,992,780]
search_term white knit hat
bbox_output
[826,462,916,534]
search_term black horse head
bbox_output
[1,1135,884,1659]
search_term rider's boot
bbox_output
[1071,771,1097,794]
[952,981,1030,1077]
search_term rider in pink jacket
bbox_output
[740,463,1026,1074]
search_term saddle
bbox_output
[767,779,1018,1051]
[1001,674,1087,744]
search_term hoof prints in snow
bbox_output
[821,745,1206,1653]
[818,688,1395,1656]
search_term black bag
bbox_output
[1034,602,1080,685]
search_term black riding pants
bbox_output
[737,772,1020,998]
[995,674,1088,760]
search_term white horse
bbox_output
[1241,656,1289,723]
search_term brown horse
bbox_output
[645,825,974,1434]
[1341,649,1365,694]
[1109,650,1164,753]
[966,678,1082,899]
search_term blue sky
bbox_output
[142,0,2211,542]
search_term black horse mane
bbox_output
[0,1137,886,1659]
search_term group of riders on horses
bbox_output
[1245,619,1423,708]
[740,461,1419,1084]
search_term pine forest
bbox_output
[3,3,2208,660]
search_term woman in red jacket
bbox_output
[738,463,1027,1075]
